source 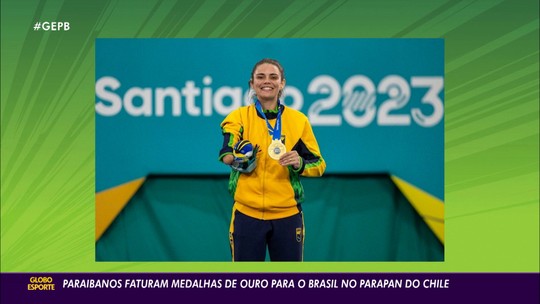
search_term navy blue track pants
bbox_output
[229,209,304,261]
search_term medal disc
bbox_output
[268,140,286,160]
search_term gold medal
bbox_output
[268,140,286,160]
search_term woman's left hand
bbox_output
[279,151,301,169]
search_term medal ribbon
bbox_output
[254,99,282,141]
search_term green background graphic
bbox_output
[1,0,538,272]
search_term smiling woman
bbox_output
[218,58,326,262]
[94,39,446,263]
[250,59,286,106]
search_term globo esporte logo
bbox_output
[28,276,55,291]
[95,74,443,128]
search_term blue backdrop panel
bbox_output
[96,38,444,199]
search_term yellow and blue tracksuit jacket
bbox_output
[219,103,326,220]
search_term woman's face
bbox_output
[251,63,285,102]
